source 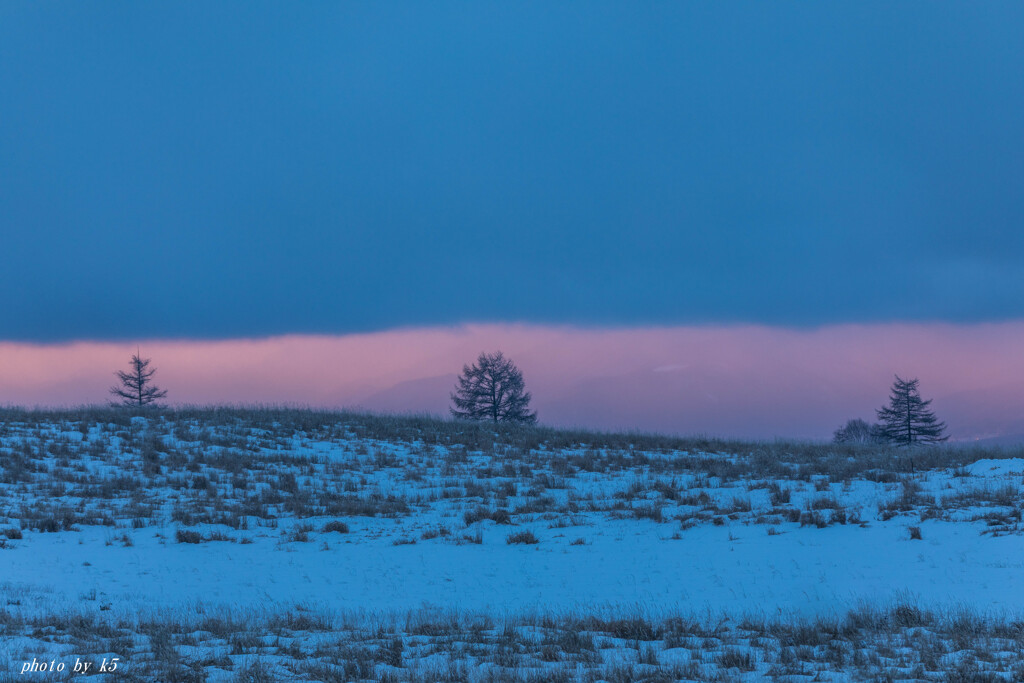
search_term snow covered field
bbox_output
[1,408,1023,681]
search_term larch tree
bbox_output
[110,352,168,407]
[450,351,537,424]
[875,375,947,446]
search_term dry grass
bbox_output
[0,406,1020,545]
[1,602,1022,681]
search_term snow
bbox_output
[2,413,1024,679]
[964,457,1024,477]
[4,511,1022,622]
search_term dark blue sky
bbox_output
[2,2,1023,341]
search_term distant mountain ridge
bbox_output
[347,367,1024,443]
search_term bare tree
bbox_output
[110,351,168,407]
[875,375,946,446]
[450,351,537,424]
[833,418,869,444]
[832,418,885,444]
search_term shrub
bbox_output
[717,648,755,671]
[175,529,202,544]
[378,637,403,668]
[288,525,312,542]
[729,496,752,513]
[506,530,539,545]
[464,506,512,525]
[322,521,349,534]
[234,659,274,683]
[632,504,664,522]
[421,526,451,540]
[799,511,827,528]
[460,529,484,544]
[768,482,791,506]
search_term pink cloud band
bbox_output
[1,323,1021,440]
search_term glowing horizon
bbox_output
[1,322,1022,441]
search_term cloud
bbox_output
[3,5,1024,339]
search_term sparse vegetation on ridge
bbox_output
[1,602,1023,682]
[0,406,1019,538]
